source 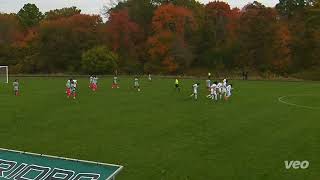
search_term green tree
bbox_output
[44,7,81,20]
[17,3,43,27]
[275,0,317,18]
[81,46,118,74]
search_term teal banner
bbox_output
[0,148,122,180]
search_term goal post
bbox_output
[0,66,9,83]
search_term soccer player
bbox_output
[175,78,180,92]
[92,76,98,91]
[70,80,77,99]
[66,79,72,98]
[216,81,223,100]
[73,79,78,88]
[190,83,200,100]
[112,76,119,89]
[207,81,217,101]
[225,84,233,101]
[221,79,228,98]
[134,76,140,91]
[13,79,19,96]
[148,74,152,81]
[206,79,211,91]
[89,75,93,89]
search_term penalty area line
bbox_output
[278,95,320,110]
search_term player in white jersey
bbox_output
[66,79,72,98]
[134,77,140,91]
[207,81,217,101]
[148,74,152,81]
[112,76,119,88]
[216,82,223,100]
[70,80,77,99]
[225,84,233,100]
[89,75,94,89]
[92,76,98,91]
[73,80,78,88]
[190,83,200,100]
[221,79,228,97]
[206,79,211,91]
[13,79,19,96]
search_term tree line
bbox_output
[0,0,319,77]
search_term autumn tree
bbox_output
[105,9,143,72]
[196,1,240,69]
[238,2,292,73]
[0,13,24,67]
[275,0,320,70]
[36,14,103,72]
[147,3,197,73]
[0,14,23,45]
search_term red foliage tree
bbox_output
[106,9,141,52]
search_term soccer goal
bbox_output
[0,66,9,83]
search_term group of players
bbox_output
[11,73,232,101]
[65,78,78,99]
[65,74,233,101]
[65,75,99,99]
[188,78,232,101]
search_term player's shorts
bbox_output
[226,91,231,97]
[134,83,139,87]
[175,84,179,88]
[14,87,19,91]
[222,88,227,94]
[66,88,71,96]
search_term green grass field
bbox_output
[0,77,320,180]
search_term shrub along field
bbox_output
[0,77,319,180]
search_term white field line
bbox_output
[278,95,320,110]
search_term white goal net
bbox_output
[0,66,9,83]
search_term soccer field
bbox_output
[0,77,320,180]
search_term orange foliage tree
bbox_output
[147,3,197,73]
[238,2,292,73]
